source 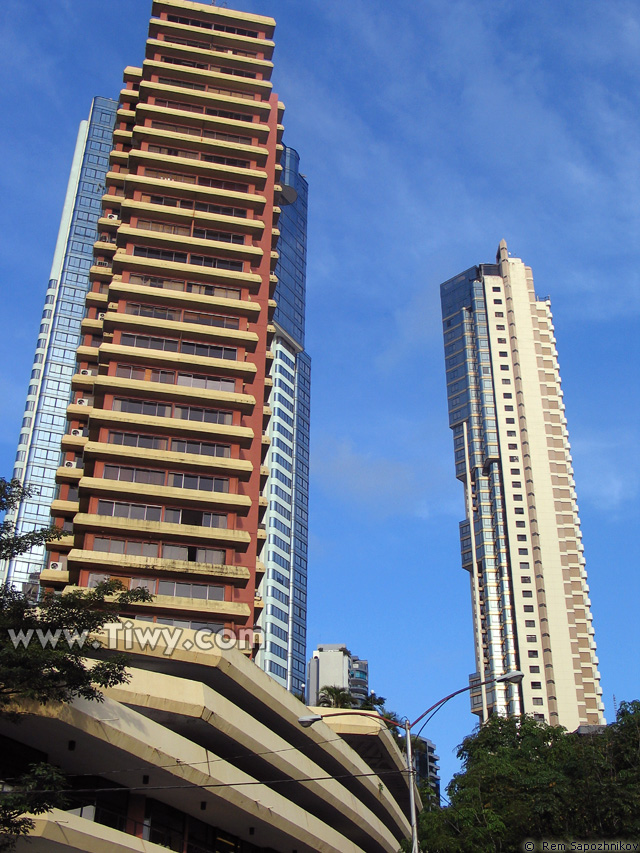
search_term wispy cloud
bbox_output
[572,429,640,514]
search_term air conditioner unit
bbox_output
[71,429,82,437]
[107,214,118,220]
[80,369,91,376]
[98,312,106,320]
[49,562,61,571]
[64,461,75,468]
[77,398,88,406]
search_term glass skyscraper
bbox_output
[1,97,117,590]
[257,146,311,694]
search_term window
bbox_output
[500,365,509,371]
[523,590,533,598]
[109,432,168,451]
[497,337,506,343]
[518,548,529,555]
[505,405,514,411]
[531,681,542,689]
[532,697,543,705]
[492,286,501,292]
[103,465,165,486]
[495,311,504,317]
[512,481,522,488]
[97,500,161,522]
[516,520,526,528]
[164,507,227,527]
[524,605,534,613]
[525,620,536,627]
[502,378,511,384]
[499,351,508,357]
[497,324,505,330]
[526,635,537,642]
[503,392,512,399]
[157,579,224,601]
[521,576,531,583]
[529,665,540,673]
[517,534,527,541]
[528,650,539,658]
[511,468,520,475]
[171,439,230,457]
[170,473,229,492]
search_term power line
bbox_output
[0,735,354,783]
[0,767,411,798]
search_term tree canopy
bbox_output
[318,684,354,708]
[0,478,63,562]
[417,703,640,852]
[0,474,153,849]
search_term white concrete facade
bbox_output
[441,241,603,729]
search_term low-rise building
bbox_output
[2,625,413,853]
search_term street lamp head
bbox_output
[297,714,323,728]
[495,670,524,685]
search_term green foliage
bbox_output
[0,478,63,561]
[417,706,640,852]
[318,684,354,708]
[0,763,67,851]
[361,691,387,710]
[0,580,151,714]
[0,580,152,848]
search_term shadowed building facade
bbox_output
[440,241,603,730]
[38,0,309,679]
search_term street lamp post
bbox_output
[298,669,524,853]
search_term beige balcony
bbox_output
[77,477,252,513]
[67,547,250,583]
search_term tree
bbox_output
[0,478,63,562]
[0,580,152,848]
[318,685,354,708]
[417,706,640,852]
[360,691,387,711]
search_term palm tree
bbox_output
[318,685,354,708]
[360,691,387,711]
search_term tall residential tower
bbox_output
[440,241,603,730]
[38,0,309,685]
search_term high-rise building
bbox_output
[39,0,309,681]
[1,97,117,590]
[440,240,604,730]
[307,644,370,706]
[413,737,441,802]
[257,146,311,694]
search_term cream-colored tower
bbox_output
[441,241,604,729]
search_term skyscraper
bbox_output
[257,146,311,694]
[1,97,117,590]
[39,0,309,683]
[440,240,603,730]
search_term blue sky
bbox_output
[1,0,639,789]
